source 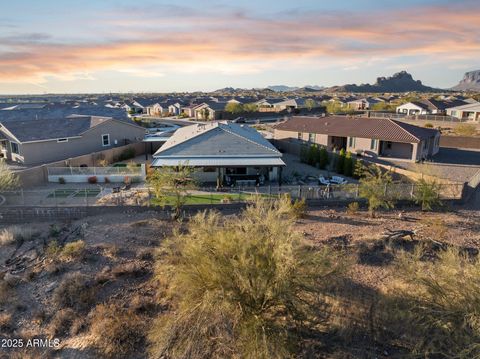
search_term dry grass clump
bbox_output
[346,201,360,215]
[0,278,16,305]
[60,240,86,261]
[90,303,146,359]
[384,247,480,357]
[45,240,86,262]
[0,312,13,333]
[47,308,76,338]
[112,262,149,278]
[149,199,346,359]
[0,226,34,246]
[52,272,97,312]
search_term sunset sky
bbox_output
[0,0,479,94]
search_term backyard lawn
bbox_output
[150,192,275,206]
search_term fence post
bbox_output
[410,183,415,199]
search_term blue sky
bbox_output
[0,0,478,93]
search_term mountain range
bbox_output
[451,70,480,91]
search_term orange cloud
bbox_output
[0,3,479,82]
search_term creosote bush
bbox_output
[149,198,346,359]
[384,247,480,358]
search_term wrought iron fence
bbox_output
[0,182,465,209]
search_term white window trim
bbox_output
[102,134,110,147]
[57,138,68,143]
[10,141,19,155]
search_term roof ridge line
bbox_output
[387,119,420,142]
[220,125,280,154]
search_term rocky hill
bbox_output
[451,70,480,91]
[327,71,442,93]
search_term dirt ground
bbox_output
[0,206,479,358]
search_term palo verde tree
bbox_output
[355,161,395,216]
[149,197,346,359]
[413,177,442,211]
[0,161,19,191]
[147,164,198,219]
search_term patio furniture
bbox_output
[330,176,347,185]
[319,176,330,185]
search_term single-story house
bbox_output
[255,98,286,112]
[193,102,227,120]
[0,116,146,165]
[347,97,380,110]
[446,102,480,121]
[396,99,468,115]
[274,116,440,162]
[151,121,285,185]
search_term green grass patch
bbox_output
[150,192,275,206]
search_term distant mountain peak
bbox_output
[327,71,441,93]
[451,70,480,91]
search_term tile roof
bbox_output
[274,116,439,143]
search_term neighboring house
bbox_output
[0,116,145,165]
[167,102,185,116]
[255,98,286,112]
[274,116,440,162]
[273,98,307,111]
[151,121,285,184]
[347,97,380,110]
[396,101,431,115]
[446,102,480,122]
[396,99,469,115]
[193,102,227,120]
[122,100,144,114]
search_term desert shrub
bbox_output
[60,240,86,261]
[0,161,19,191]
[58,177,66,184]
[0,313,13,332]
[343,151,354,177]
[0,226,34,246]
[454,123,476,136]
[346,201,359,215]
[49,224,61,237]
[221,195,234,203]
[48,308,76,338]
[385,248,480,357]
[88,176,98,184]
[355,162,395,216]
[414,178,442,211]
[112,262,149,278]
[318,146,329,169]
[53,273,97,312]
[424,123,433,128]
[149,199,346,359]
[290,198,307,219]
[90,303,146,359]
[118,147,136,161]
[45,240,62,258]
[137,248,154,261]
[0,279,15,305]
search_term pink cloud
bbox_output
[0,3,479,82]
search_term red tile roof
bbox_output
[274,116,439,143]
